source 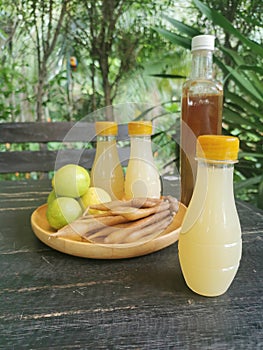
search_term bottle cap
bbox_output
[95,121,118,136]
[191,35,215,52]
[196,135,239,161]
[128,121,152,135]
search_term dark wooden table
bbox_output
[0,178,262,349]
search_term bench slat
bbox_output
[0,122,128,143]
[0,122,130,174]
[0,148,130,173]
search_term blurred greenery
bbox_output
[0,0,262,208]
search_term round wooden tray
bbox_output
[31,203,186,259]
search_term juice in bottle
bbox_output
[180,35,223,206]
[91,121,124,200]
[124,121,161,199]
[179,135,242,297]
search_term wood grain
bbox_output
[0,179,262,349]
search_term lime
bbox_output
[46,197,83,230]
[52,164,90,198]
[80,187,111,214]
[47,190,57,205]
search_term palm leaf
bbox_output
[220,47,263,96]
[220,46,245,66]
[239,152,263,159]
[224,91,262,119]
[239,65,263,75]
[193,0,263,57]
[150,73,186,79]
[224,65,263,103]
[237,66,263,97]
[234,175,262,191]
[162,15,200,38]
[223,107,259,129]
[154,28,191,50]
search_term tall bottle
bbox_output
[180,35,223,206]
[91,121,124,200]
[124,121,161,199]
[179,135,242,297]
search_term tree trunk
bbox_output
[104,79,113,121]
[36,67,46,122]
[36,84,44,122]
[91,59,97,111]
[100,54,113,120]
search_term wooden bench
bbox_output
[0,122,130,175]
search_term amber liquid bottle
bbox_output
[180,35,223,206]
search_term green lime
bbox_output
[46,197,83,230]
[80,187,111,214]
[52,164,90,198]
[47,190,57,205]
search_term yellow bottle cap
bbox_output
[95,121,118,136]
[196,135,239,161]
[128,121,152,135]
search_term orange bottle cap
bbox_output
[196,135,239,161]
[95,122,118,136]
[128,121,152,135]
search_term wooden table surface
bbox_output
[0,178,262,349]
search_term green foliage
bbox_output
[0,0,178,122]
[156,0,263,208]
[68,0,175,116]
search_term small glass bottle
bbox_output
[124,121,161,199]
[178,135,242,297]
[180,35,223,206]
[91,121,124,200]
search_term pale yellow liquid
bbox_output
[124,137,161,199]
[91,139,124,200]
[178,163,242,296]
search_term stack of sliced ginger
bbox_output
[50,196,179,245]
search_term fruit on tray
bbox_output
[46,164,111,230]
[80,187,111,214]
[46,197,83,230]
[52,164,90,198]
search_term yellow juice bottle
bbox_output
[178,135,242,297]
[124,121,161,199]
[91,121,124,200]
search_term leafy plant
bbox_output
[155,0,263,208]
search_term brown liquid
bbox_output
[180,93,223,206]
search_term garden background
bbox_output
[0,0,262,208]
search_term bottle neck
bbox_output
[195,160,235,192]
[190,49,213,80]
[129,135,153,158]
[97,135,116,142]
[95,135,117,154]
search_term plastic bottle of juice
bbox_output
[180,35,223,206]
[178,135,242,297]
[124,121,161,199]
[91,121,124,200]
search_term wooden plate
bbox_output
[31,203,186,259]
